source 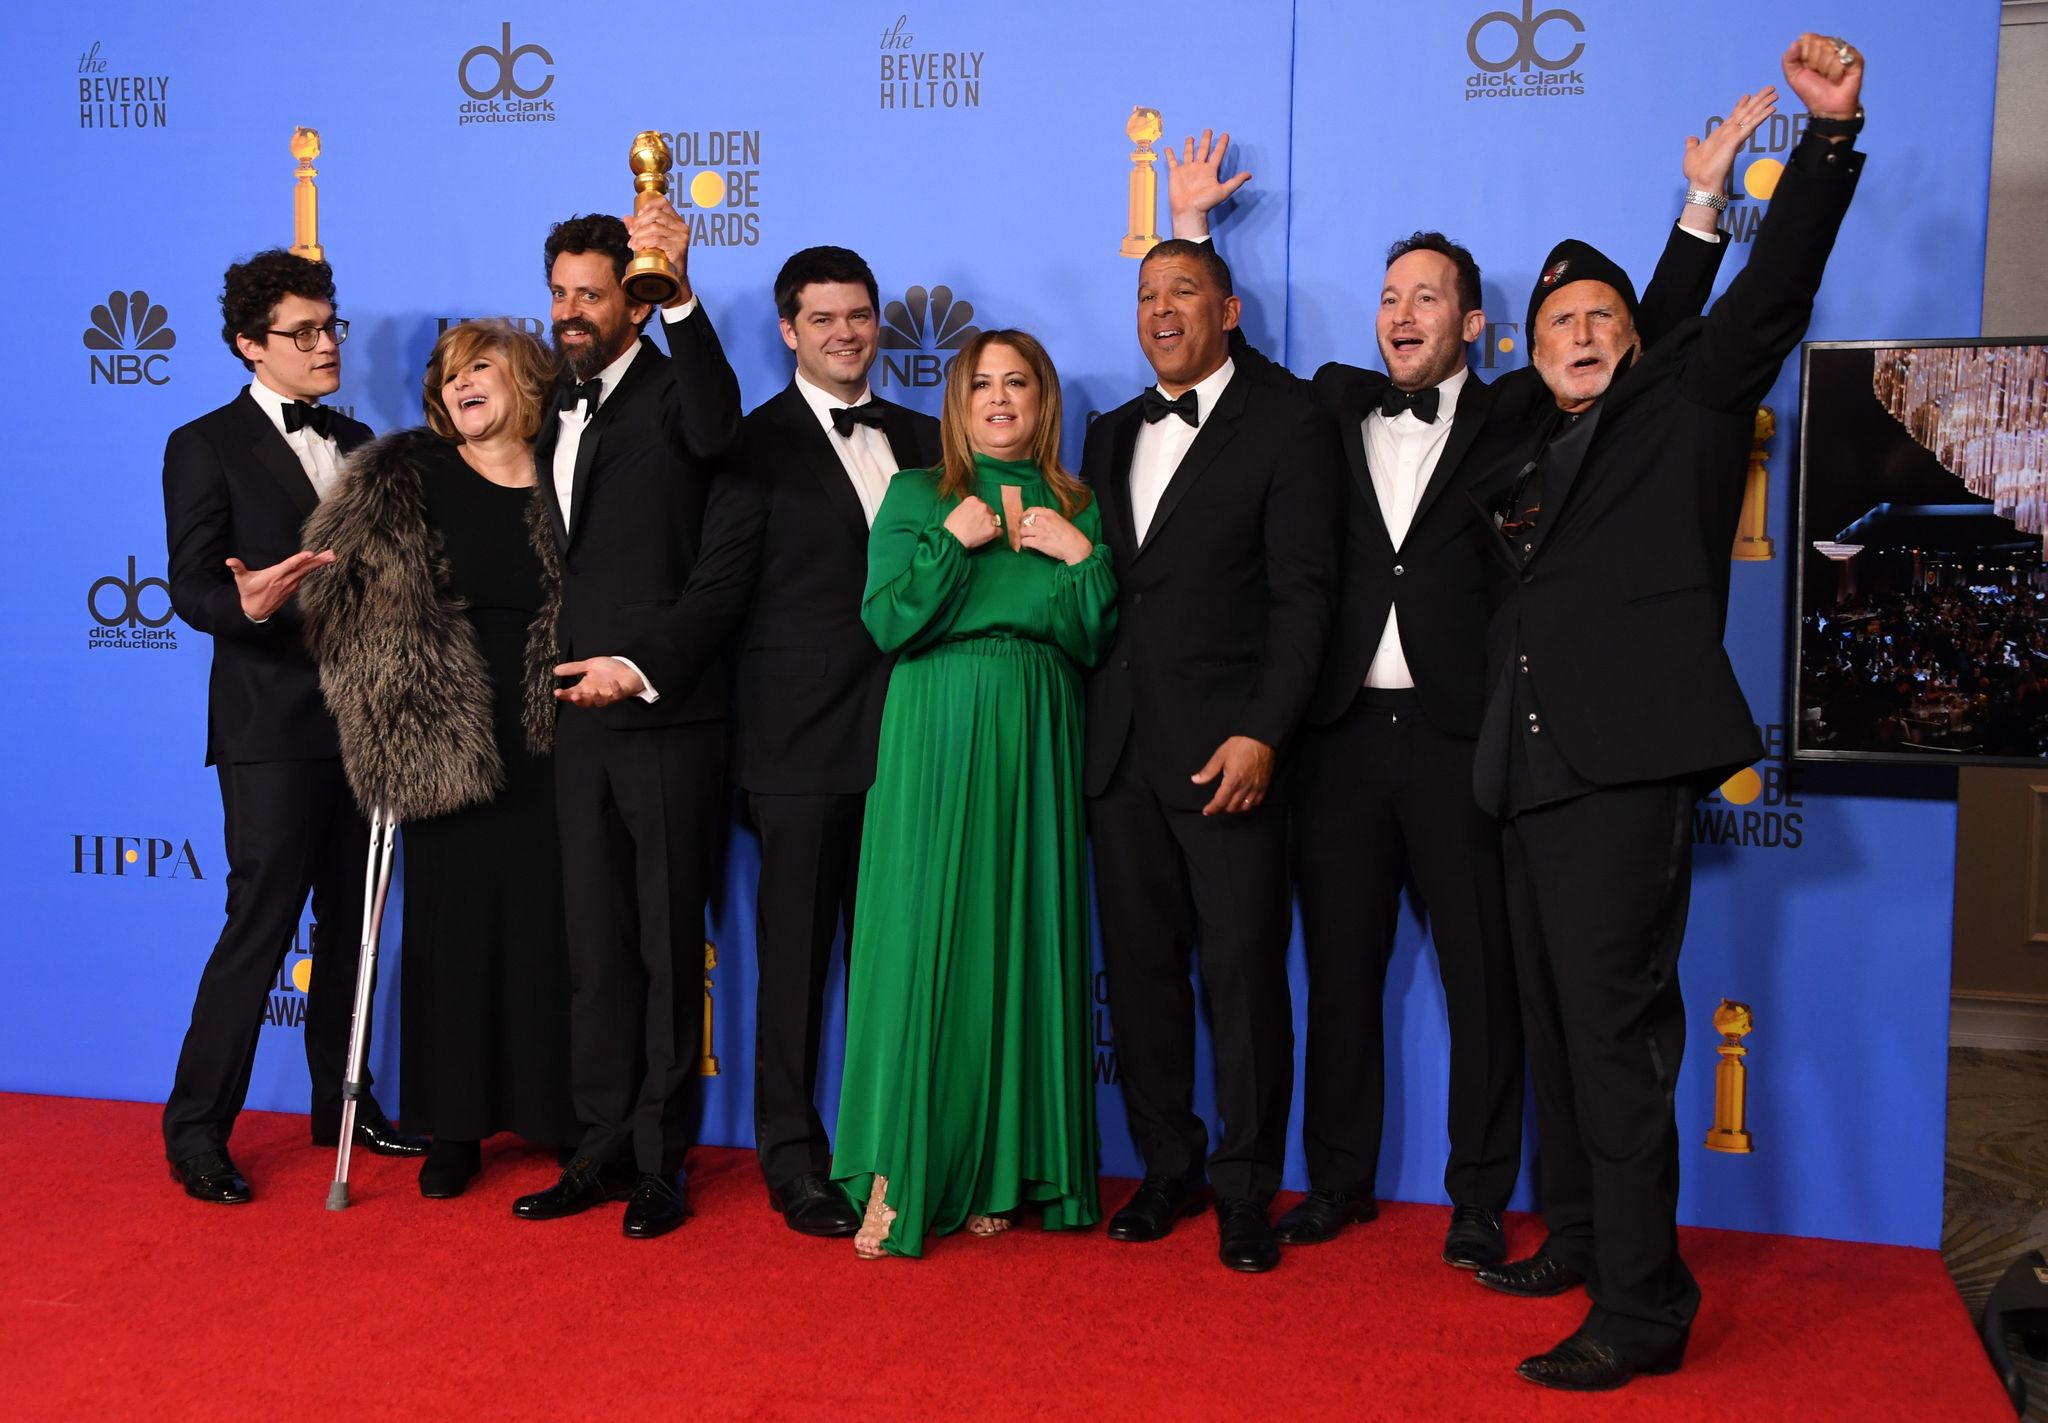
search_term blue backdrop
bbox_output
[0,0,1999,1249]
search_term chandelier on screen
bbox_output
[1873,345,2048,552]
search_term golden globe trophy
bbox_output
[289,127,323,260]
[1733,406,1776,561]
[699,939,720,1077]
[1704,999,1754,1153]
[1119,106,1164,258]
[624,130,682,305]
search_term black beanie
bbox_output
[1525,239,1640,337]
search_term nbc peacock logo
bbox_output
[876,284,980,391]
[85,289,175,386]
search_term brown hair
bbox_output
[421,319,557,442]
[937,328,1091,518]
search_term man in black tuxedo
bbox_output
[508,197,758,1239]
[161,250,423,1203]
[1465,35,1867,1391]
[726,246,940,1236]
[1165,107,1766,1269]
[1084,237,1342,1273]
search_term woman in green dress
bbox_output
[830,329,1117,1259]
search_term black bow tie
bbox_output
[830,404,887,437]
[1142,387,1199,427]
[1379,384,1441,424]
[558,379,602,420]
[281,400,333,438]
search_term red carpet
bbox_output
[0,1094,2007,1421]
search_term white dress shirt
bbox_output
[247,374,345,501]
[791,370,897,526]
[1362,364,1470,689]
[549,298,701,704]
[1129,358,1236,545]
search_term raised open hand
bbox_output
[1165,128,1252,240]
[1684,86,1777,194]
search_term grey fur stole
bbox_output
[299,428,562,822]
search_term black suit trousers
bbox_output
[1291,693,1522,1208]
[1088,757,1294,1203]
[746,790,863,1190]
[1504,779,1700,1361]
[162,758,368,1160]
[554,711,724,1175]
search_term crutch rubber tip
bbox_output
[325,1183,350,1211]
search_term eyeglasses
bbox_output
[266,319,350,351]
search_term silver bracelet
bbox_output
[1684,188,1729,211]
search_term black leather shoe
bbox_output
[512,1157,635,1220]
[170,1149,251,1204]
[1216,1198,1280,1273]
[1442,1204,1507,1269]
[418,1139,482,1199]
[768,1171,860,1237]
[1106,1176,1205,1242]
[311,1099,428,1157]
[1474,1254,1587,1298]
[623,1172,691,1239]
[1515,1330,1684,1391]
[1274,1187,1377,1245]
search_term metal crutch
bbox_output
[326,804,398,1210]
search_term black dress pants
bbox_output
[1088,755,1294,1204]
[747,789,863,1191]
[162,757,368,1161]
[555,712,724,1176]
[1504,778,1700,1362]
[1292,690,1522,1208]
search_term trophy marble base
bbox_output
[624,254,680,306]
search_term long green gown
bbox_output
[830,453,1118,1257]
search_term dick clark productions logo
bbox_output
[1464,1,1587,100]
[458,22,557,125]
[88,556,177,651]
[84,290,174,386]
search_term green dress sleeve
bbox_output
[1047,495,1118,668]
[862,470,970,654]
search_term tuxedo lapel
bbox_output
[1410,374,1494,531]
[775,385,870,541]
[565,336,661,550]
[877,399,929,477]
[1334,374,1394,554]
[231,392,318,521]
[1103,407,1142,558]
[534,412,569,549]
[1137,377,1244,558]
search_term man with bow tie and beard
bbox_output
[1083,235,1343,1274]
[1162,99,1765,1280]
[508,192,760,1239]
[162,249,424,1204]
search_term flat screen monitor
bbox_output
[1793,337,2048,765]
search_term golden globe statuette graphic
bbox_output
[700,939,720,1077]
[290,127,323,260]
[1118,106,1164,258]
[1733,405,1776,561]
[624,131,683,306]
[1704,999,1754,1154]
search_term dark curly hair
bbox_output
[773,246,879,321]
[544,213,652,329]
[220,250,336,371]
[1384,231,1483,318]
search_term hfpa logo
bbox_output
[85,289,175,385]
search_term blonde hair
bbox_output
[937,328,1090,518]
[421,319,557,442]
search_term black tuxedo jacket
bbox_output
[536,307,755,728]
[163,389,373,765]
[1468,131,1864,787]
[1082,368,1343,809]
[727,381,940,795]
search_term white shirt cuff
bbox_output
[613,655,660,703]
[660,296,701,323]
[1678,223,1722,244]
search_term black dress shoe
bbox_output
[1515,1330,1684,1391]
[1442,1204,1507,1269]
[1274,1187,1377,1245]
[418,1139,482,1199]
[768,1171,860,1237]
[1474,1254,1587,1298]
[311,1099,428,1157]
[1106,1176,1205,1242]
[170,1149,251,1204]
[623,1172,691,1239]
[512,1157,635,1220]
[1216,1198,1280,1273]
